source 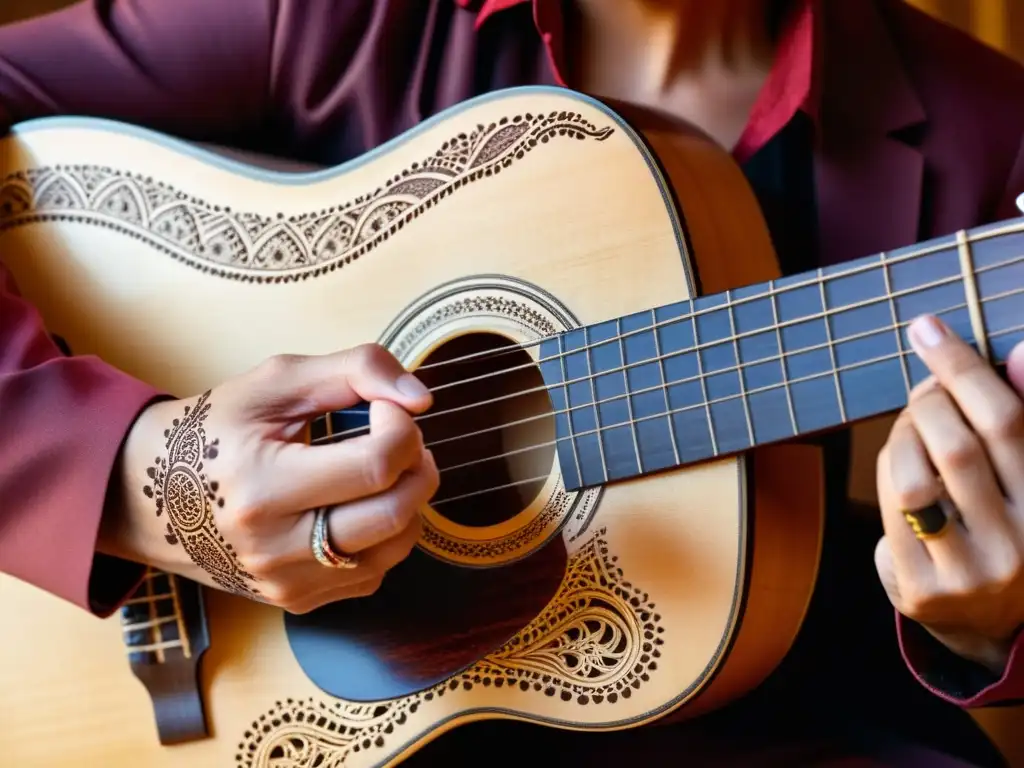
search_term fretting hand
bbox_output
[875,315,1024,674]
[99,344,438,614]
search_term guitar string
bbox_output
[309,254,1024,446]
[426,320,1024,508]
[409,220,1024,373]
[421,253,1022,400]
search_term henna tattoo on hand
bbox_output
[142,390,258,597]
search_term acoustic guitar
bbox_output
[0,86,1020,767]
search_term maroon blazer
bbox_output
[2,0,1024,724]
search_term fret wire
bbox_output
[314,251,1024,448]
[768,279,798,435]
[126,639,186,654]
[509,321,1024,456]
[650,307,682,466]
[144,567,164,664]
[616,318,645,473]
[168,574,192,660]
[397,252,1024,423]
[122,593,173,605]
[725,290,755,445]
[431,320,1024,496]
[957,229,991,362]
[881,251,912,399]
[416,219,1024,376]
[557,333,584,486]
[326,410,335,437]
[121,616,176,633]
[817,269,847,424]
[582,326,610,483]
[427,295,989,452]
[691,306,719,456]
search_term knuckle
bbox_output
[382,499,413,538]
[983,398,1024,443]
[937,434,983,471]
[898,583,939,620]
[986,551,1024,592]
[231,491,267,534]
[257,353,302,381]
[891,477,936,512]
[362,449,399,494]
[351,343,391,372]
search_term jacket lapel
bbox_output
[814,0,928,266]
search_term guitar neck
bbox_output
[541,218,1024,492]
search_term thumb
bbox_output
[1007,340,1024,396]
[245,344,432,417]
[874,537,903,611]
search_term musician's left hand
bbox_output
[875,314,1024,675]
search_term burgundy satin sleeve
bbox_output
[894,132,1024,709]
[0,0,278,616]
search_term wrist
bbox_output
[96,396,177,570]
[927,625,1014,677]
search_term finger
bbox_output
[876,415,940,574]
[286,575,386,614]
[874,537,906,611]
[906,379,1010,548]
[327,448,438,554]
[1009,340,1024,398]
[269,400,425,512]
[908,315,1024,499]
[245,343,433,419]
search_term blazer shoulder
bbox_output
[881,0,1024,124]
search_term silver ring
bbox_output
[311,507,359,569]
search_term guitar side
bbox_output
[0,87,823,766]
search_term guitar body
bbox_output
[0,87,823,766]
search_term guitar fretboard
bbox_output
[120,569,192,663]
[537,219,1024,490]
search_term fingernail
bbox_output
[910,315,946,349]
[396,373,430,399]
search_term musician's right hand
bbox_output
[98,344,438,613]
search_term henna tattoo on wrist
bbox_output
[142,390,258,597]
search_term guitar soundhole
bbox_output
[416,332,555,528]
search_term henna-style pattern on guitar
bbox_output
[143,391,258,597]
[237,531,664,767]
[0,112,614,285]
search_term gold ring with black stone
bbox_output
[902,501,954,541]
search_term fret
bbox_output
[774,271,844,432]
[123,593,174,605]
[538,334,582,490]
[730,281,792,444]
[563,326,608,486]
[694,293,752,454]
[612,317,644,474]
[972,222,1024,363]
[619,311,676,474]
[121,615,177,633]
[957,230,990,361]
[168,573,193,659]
[725,290,754,446]
[881,252,912,400]
[768,281,799,437]
[581,325,611,481]
[649,307,682,467]
[817,270,847,424]
[654,301,716,464]
[821,256,906,420]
